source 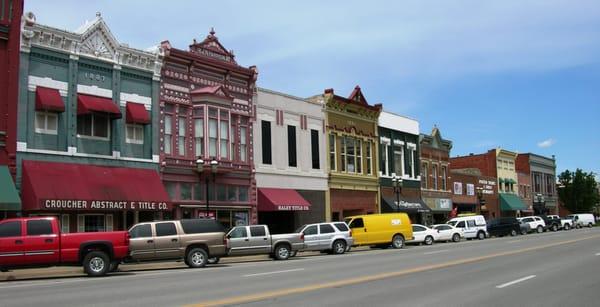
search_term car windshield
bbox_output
[447,221,457,226]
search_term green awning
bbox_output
[500,193,527,211]
[0,166,21,211]
[509,179,516,184]
[498,178,505,183]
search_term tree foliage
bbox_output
[557,169,599,213]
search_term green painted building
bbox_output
[15,12,171,232]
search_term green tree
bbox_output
[557,169,599,213]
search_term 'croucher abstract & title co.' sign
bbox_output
[42,200,170,211]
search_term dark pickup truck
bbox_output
[539,215,561,232]
[0,217,130,276]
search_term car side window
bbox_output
[439,225,450,230]
[27,220,53,236]
[456,221,466,228]
[229,227,248,238]
[130,224,152,238]
[155,222,177,237]
[333,223,349,232]
[0,221,21,237]
[320,224,335,234]
[348,218,364,229]
[467,220,476,227]
[250,226,266,237]
[413,225,425,232]
[303,225,318,235]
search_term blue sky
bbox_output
[25,0,600,177]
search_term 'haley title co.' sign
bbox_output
[42,199,170,211]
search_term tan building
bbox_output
[310,86,381,221]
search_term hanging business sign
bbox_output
[42,199,170,211]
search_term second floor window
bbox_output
[35,111,58,135]
[381,143,389,176]
[311,129,320,169]
[178,117,186,156]
[366,141,372,175]
[288,125,297,167]
[441,166,447,190]
[406,148,414,177]
[432,164,438,190]
[421,163,428,189]
[126,124,144,144]
[194,118,204,157]
[329,134,336,171]
[220,112,229,159]
[77,113,109,139]
[164,115,172,154]
[345,137,355,172]
[356,140,362,174]
[545,175,554,196]
[394,149,403,176]
[261,120,272,164]
[240,126,247,162]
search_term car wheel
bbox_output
[207,257,220,265]
[83,251,109,277]
[332,240,347,255]
[274,244,291,260]
[536,225,543,233]
[424,236,434,245]
[452,233,461,242]
[391,234,404,249]
[477,231,485,240]
[589,223,594,228]
[564,224,570,230]
[289,251,298,258]
[510,229,517,236]
[552,224,558,232]
[521,229,527,235]
[186,248,208,268]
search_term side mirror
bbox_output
[226,234,232,239]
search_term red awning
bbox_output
[126,102,150,124]
[21,160,172,212]
[77,94,122,118]
[35,87,65,112]
[258,188,311,212]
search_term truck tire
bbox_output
[207,257,220,265]
[332,240,347,254]
[477,231,485,240]
[274,244,291,260]
[391,234,404,249]
[186,248,208,268]
[551,224,558,232]
[109,261,120,272]
[83,251,110,277]
[289,251,298,258]
[589,223,594,228]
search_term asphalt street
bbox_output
[1,227,599,307]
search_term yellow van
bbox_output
[344,213,413,249]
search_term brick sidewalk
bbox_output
[0,251,329,281]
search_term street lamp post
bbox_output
[392,175,403,213]
[196,158,219,218]
[534,193,545,215]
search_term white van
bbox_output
[447,215,488,240]
[567,214,596,228]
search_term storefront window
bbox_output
[217,210,231,229]
[79,215,105,232]
[233,211,249,226]
[165,182,177,199]
[180,183,192,200]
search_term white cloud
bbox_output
[537,138,556,148]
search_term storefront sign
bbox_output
[277,205,309,211]
[437,198,452,210]
[42,199,170,211]
[454,182,463,195]
[478,179,496,195]
[197,211,216,219]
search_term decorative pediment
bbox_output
[189,28,237,64]
[190,85,234,105]
[347,85,369,106]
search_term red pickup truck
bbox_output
[0,217,129,276]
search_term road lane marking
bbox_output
[595,253,600,256]
[423,250,449,255]
[243,268,304,277]
[496,275,537,289]
[507,240,521,243]
[186,234,600,307]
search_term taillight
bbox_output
[300,234,305,241]
[224,237,229,248]
[349,230,353,237]
[125,232,130,245]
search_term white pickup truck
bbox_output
[226,225,305,260]
[548,215,573,230]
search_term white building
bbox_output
[254,88,327,232]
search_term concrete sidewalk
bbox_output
[0,250,337,281]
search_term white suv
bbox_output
[296,222,354,255]
[518,216,546,233]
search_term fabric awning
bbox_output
[126,102,151,124]
[498,178,505,183]
[499,193,527,211]
[77,94,122,118]
[0,166,21,211]
[35,86,65,112]
[258,188,311,211]
[382,196,431,213]
[21,160,171,212]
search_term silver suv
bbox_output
[296,222,354,255]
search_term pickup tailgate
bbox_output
[271,233,305,251]
[60,231,129,263]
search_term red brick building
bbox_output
[159,30,258,227]
[0,0,23,216]
[420,127,453,224]
[449,169,497,216]
[517,171,533,215]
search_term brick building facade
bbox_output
[419,127,452,224]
